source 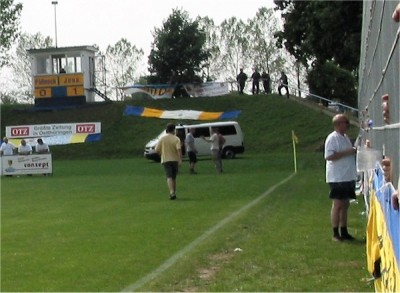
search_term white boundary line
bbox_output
[122,173,296,292]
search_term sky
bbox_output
[18,0,275,57]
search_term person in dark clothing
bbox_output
[261,71,271,94]
[236,68,247,94]
[251,68,261,95]
[278,71,289,98]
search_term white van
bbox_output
[144,121,244,162]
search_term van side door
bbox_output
[192,126,211,155]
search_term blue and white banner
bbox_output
[4,122,102,147]
[123,106,241,120]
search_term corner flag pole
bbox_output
[292,130,298,173]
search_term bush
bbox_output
[307,61,357,107]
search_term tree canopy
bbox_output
[148,9,210,83]
[274,0,362,106]
[0,0,23,67]
[105,38,144,100]
[274,0,362,71]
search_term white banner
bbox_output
[122,85,174,99]
[5,122,101,138]
[122,82,229,99]
[183,82,229,97]
[1,154,52,175]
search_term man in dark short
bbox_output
[155,123,182,200]
[324,114,357,242]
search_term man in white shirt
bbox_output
[185,128,198,174]
[202,127,225,173]
[0,137,15,156]
[35,138,50,154]
[324,114,357,242]
[18,139,32,155]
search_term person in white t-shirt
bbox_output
[35,138,50,154]
[202,127,225,173]
[185,128,198,174]
[0,137,15,156]
[324,114,357,242]
[18,139,32,155]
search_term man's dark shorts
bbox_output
[187,151,197,163]
[328,181,356,200]
[163,161,179,179]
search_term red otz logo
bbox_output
[11,127,29,137]
[76,124,95,133]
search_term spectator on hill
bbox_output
[185,128,198,174]
[278,71,289,98]
[0,137,15,156]
[18,139,32,155]
[236,68,248,94]
[251,68,261,95]
[35,138,50,154]
[261,71,271,94]
[324,114,357,242]
[155,123,182,200]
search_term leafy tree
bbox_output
[0,0,22,67]
[246,7,290,90]
[217,17,251,82]
[105,38,144,100]
[9,32,52,103]
[148,9,210,83]
[274,0,362,71]
[274,0,362,105]
[307,61,357,107]
[247,8,283,72]
[197,16,221,81]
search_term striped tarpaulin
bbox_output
[123,106,241,120]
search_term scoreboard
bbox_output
[34,73,85,99]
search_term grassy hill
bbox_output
[0,93,358,160]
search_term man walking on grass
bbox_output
[156,123,182,200]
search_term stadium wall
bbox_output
[359,1,400,291]
[358,0,399,186]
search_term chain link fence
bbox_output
[358,1,399,188]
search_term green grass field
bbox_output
[2,154,372,291]
[1,93,370,291]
